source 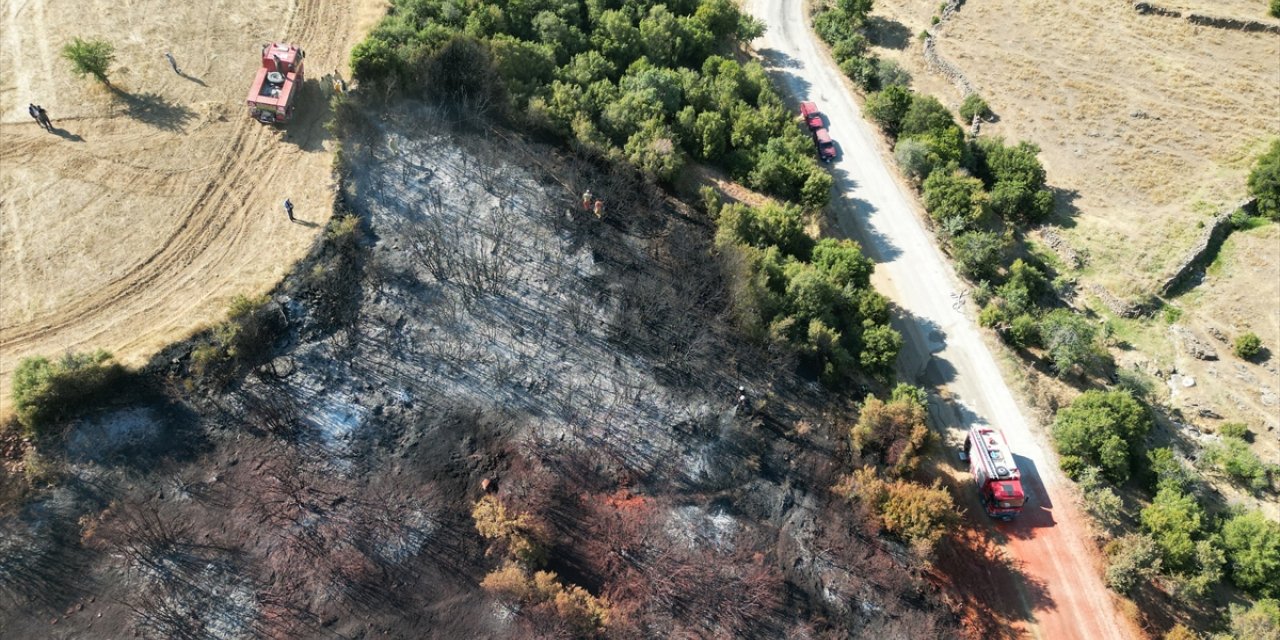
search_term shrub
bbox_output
[851,394,930,476]
[973,137,1053,223]
[61,37,115,83]
[1076,466,1125,531]
[1204,437,1270,491]
[1052,389,1151,482]
[880,480,956,555]
[859,321,903,377]
[1233,332,1262,359]
[1104,534,1161,594]
[1163,624,1197,640]
[1146,447,1192,493]
[482,562,611,635]
[1223,598,1280,640]
[1248,138,1280,219]
[950,230,1006,281]
[1140,487,1203,570]
[1219,422,1250,440]
[958,94,989,121]
[923,168,988,228]
[1008,314,1040,348]
[1272,0,1280,19]
[12,350,127,437]
[716,202,813,259]
[1039,309,1102,377]
[472,495,550,567]
[893,137,932,181]
[839,55,878,91]
[1220,511,1280,597]
[865,85,913,137]
[900,95,956,139]
[875,58,911,88]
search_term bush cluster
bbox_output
[1248,139,1279,220]
[716,202,901,382]
[353,0,829,205]
[850,385,930,476]
[1052,390,1151,483]
[190,294,286,388]
[12,350,128,438]
[811,0,879,91]
[844,467,957,557]
[1233,332,1262,360]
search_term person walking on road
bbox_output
[35,106,53,131]
[284,198,295,222]
[164,51,180,74]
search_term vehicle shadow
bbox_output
[109,87,194,132]
[998,454,1056,540]
[277,79,332,153]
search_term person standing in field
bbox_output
[36,106,52,131]
[164,51,180,74]
[28,104,42,128]
[284,198,294,222]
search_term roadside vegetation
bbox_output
[812,1,1279,636]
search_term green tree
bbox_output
[811,238,873,289]
[624,119,684,182]
[1039,308,1101,377]
[1234,332,1262,359]
[959,94,990,121]
[1248,139,1280,220]
[1204,436,1270,491]
[865,85,913,137]
[1272,0,1280,19]
[899,95,956,138]
[1077,466,1125,530]
[859,321,903,375]
[1052,389,1151,482]
[1140,487,1203,570]
[715,202,813,258]
[875,58,911,88]
[12,350,126,437]
[1221,511,1280,597]
[591,9,641,67]
[1146,447,1193,493]
[923,168,988,227]
[950,230,1006,281]
[691,109,729,159]
[61,37,115,83]
[800,169,834,209]
[805,319,856,384]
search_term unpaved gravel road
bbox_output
[746,1,1138,638]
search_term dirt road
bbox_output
[0,0,383,412]
[746,1,1138,638]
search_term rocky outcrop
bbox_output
[1039,228,1087,270]
[1169,324,1219,361]
[1089,283,1152,318]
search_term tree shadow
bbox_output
[867,17,913,50]
[1045,187,1082,229]
[756,47,803,70]
[110,88,194,132]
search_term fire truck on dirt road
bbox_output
[247,43,305,124]
[960,425,1026,520]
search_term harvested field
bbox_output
[0,0,385,413]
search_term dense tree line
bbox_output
[352,0,831,206]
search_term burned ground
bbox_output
[0,103,956,638]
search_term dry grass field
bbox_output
[0,0,384,413]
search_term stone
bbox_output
[1170,324,1218,360]
[1182,376,1196,388]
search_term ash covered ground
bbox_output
[0,105,956,639]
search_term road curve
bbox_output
[745,2,1134,638]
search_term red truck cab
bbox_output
[799,101,824,131]
[963,426,1026,520]
[247,43,305,124]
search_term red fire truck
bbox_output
[246,43,305,124]
[962,425,1026,520]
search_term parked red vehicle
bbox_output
[961,425,1026,520]
[247,42,305,124]
[799,101,824,131]
[813,128,836,163]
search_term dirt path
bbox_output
[0,0,385,412]
[746,1,1140,638]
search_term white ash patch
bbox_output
[66,408,160,462]
[665,505,740,552]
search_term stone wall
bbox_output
[922,0,977,100]
[1132,2,1280,35]
[1158,198,1257,297]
